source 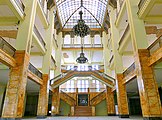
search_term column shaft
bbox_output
[106,86,115,116]
[37,74,49,118]
[2,51,29,118]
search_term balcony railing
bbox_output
[60,88,106,93]
[138,0,145,10]
[63,44,103,48]
[38,0,49,21]
[147,35,162,55]
[123,62,135,77]
[0,36,16,57]
[33,25,46,50]
[119,24,130,47]
[14,0,25,13]
[28,63,43,79]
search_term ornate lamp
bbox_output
[76,39,88,64]
[72,11,90,38]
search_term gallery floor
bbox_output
[22,116,143,120]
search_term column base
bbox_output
[0,118,21,120]
[119,114,129,118]
[36,116,47,119]
[143,117,162,120]
[108,114,116,116]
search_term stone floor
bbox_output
[23,116,143,120]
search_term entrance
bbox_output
[78,94,88,106]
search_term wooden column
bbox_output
[116,74,129,118]
[135,49,162,119]
[37,74,49,118]
[106,86,115,116]
[2,51,29,119]
[51,87,60,115]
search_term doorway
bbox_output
[78,94,88,106]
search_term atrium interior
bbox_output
[0,0,162,120]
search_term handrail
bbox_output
[33,25,46,50]
[116,0,125,19]
[147,34,162,55]
[93,70,115,82]
[63,44,103,48]
[14,0,25,13]
[123,62,135,77]
[28,63,43,79]
[119,24,130,47]
[38,0,49,21]
[90,90,106,102]
[60,90,76,102]
[0,36,16,57]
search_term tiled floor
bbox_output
[23,116,143,120]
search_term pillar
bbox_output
[54,32,62,76]
[106,86,115,116]
[2,51,30,119]
[92,106,95,116]
[71,106,74,116]
[109,5,129,118]
[126,0,162,119]
[37,74,49,118]
[1,0,37,119]
[37,7,55,118]
[51,87,60,115]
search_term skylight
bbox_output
[56,0,108,29]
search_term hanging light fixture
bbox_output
[76,39,88,64]
[72,10,90,38]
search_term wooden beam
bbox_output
[0,49,16,68]
[0,30,17,39]
[62,47,103,51]
[27,70,43,85]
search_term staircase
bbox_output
[74,106,92,116]
[90,90,106,106]
[60,90,76,106]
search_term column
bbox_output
[51,87,60,115]
[109,5,129,118]
[37,74,49,118]
[71,106,74,116]
[37,7,55,118]
[102,31,111,74]
[92,106,95,116]
[106,86,115,116]
[126,0,162,119]
[1,0,37,119]
[54,32,62,76]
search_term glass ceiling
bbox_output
[56,0,108,29]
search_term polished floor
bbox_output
[23,116,143,120]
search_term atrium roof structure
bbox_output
[56,0,108,29]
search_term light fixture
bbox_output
[76,39,88,64]
[72,10,90,38]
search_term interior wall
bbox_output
[95,99,107,116]
[59,100,71,116]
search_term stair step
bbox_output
[74,106,92,116]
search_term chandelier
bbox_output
[76,39,88,64]
[72,11,90,38]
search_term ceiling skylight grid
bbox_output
[56,0,108,29]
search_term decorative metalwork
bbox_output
[76,39,88,64]
[72,11,90,38]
